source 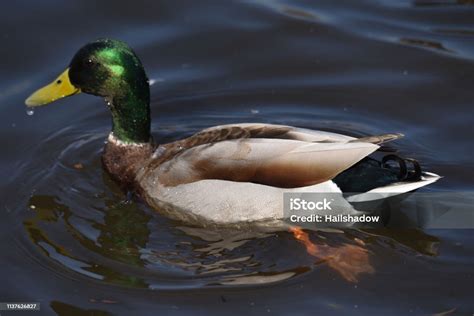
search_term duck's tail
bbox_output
[349,133,404,145]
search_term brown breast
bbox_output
[102,140,155,189]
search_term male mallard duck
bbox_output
[25,39,440,226]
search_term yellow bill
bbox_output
[25,68,81,107]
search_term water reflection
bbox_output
[24,192,151,287]
[50,301,111,316]
[363,228,440,256]
[399,38,453,53]
[414,0,474,6]
[23,186,442,288]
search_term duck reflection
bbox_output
[24,171,152,287]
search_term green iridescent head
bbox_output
[26,39,151,144]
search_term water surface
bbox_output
[1,0,473,315]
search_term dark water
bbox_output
[1,0,474,315]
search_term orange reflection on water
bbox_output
[289,227,374,283]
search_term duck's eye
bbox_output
[84,59,97,67]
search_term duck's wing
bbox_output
[143,123,382,188]
[194,123,356,143]
[156,139,378,188]
[184,123,355,144]
[152,123,400,165]
[196,123,403,144]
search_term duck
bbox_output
[25,38,440,227]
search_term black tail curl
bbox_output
[381,154,422,181]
